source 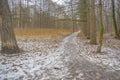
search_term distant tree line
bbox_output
[10,0,75,29]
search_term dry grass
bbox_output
[14,28,72,37]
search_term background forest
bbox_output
[8,0,120,33]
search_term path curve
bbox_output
[61,31,120,80]
[0,31,120,80]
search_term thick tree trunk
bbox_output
[0,0,20,54]
[90,0,97,44]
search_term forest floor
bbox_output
[0,31,120,80]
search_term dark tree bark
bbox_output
[0,0,20,54]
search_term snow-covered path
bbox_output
[61,32,120,80]
[0,31,120,80]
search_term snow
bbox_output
[0,37,69,80]
[77,38,120,71]
[0,32,120,80]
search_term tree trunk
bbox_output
[87,0,90,39]
[0,0,20,54]
[97,0,104,53]
[79,0,87,36]
[70,0,75,32]
[90,0,97,44]
[111,0,119,38]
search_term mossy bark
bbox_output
[97,27,104,53]
[97,0,104,53]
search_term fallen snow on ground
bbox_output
[0,37,70,80]
[77,38,120,70]
[0,32,120,80]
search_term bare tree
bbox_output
[79,0,87,37]
[0,0,20,54]
[90,0,97,44]
[97,0,104,53]
[111,0,119,39]
[86,0,90,39]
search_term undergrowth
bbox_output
[14,28,72,37]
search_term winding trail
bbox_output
[61,31,120,80]
[0,32,120,80]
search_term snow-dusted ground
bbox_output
[77,38,120,71]
[0,32,120,80]
[0,37,68,80]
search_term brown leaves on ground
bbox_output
[14,28,72,37]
